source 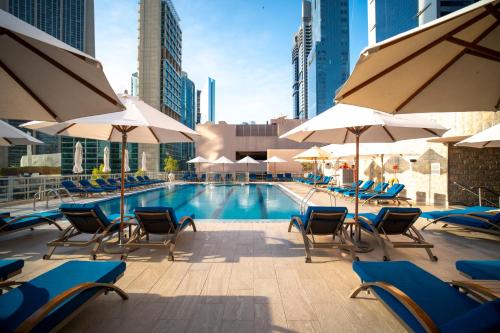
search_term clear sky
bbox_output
[95,0,369,124]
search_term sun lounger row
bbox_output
[61,176,165,196]
[351,260,500,333]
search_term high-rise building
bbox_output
[138,0,186,171]
[180,72,195,164]
[291,0,312,119]
[200,77,215,123]
[368,0,418,45]
[131,72,139,96]
[196,90,201,124]
[0,0,112,174]
[418,0,479,25]
[307,0,350,118]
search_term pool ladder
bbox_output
[33,188,75,211]
[300,187,336,214]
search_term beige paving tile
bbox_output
[185,303,224,333]
[286,320,322,333]
[254,302,288,333]
[254,278,281,303]
[220,320,254,333]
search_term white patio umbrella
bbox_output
[22,93,199,246]
[72,141,83,174]
[0,120,43,146]
[456,123,500,148]
[102,146,111,173]
[336,0,500,113]
[280,103,447,244]
[263,156,287,175]
[187,156,209,173]
[124,149,130,172]
[141,151,148,171]
[236,156,260,173]
[0,10,123,121]
[212,156,234,172]
[294,147,331,179]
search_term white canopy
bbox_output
[187,156,210,163]
[21,94,198,143]
[456,123,500,148]
[0,120,43,146]
[335,0,500,113]
[293,146,331,160]
[72,141,83,174]
[212,156,234,164]
[323,140,425,158]
[263,156,287,163]
[236,156,260,164]
[0,9,123,121]
[102,146,111,173]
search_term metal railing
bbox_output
[453,182,499,207]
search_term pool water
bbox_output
[98,184,300,220]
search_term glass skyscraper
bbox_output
[306,0,350,118]
[368,0,418,45]
[200,77,215,123]
[180,72,196,167]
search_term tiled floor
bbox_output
[1,182,499,332]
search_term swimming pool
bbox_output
[97,184,300,220]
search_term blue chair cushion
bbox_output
[60,203,113,228]
[358,207,421,230]
[0,259,24,280]
[134,207,195,229]
[420,206,496,220]
[437,215,498,229]
[353,261,481,333]
[455,260,500,280]
[0,261,125,333]
[0,211,63,232]
[439,299,500,333]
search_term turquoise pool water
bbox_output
[97,184,300,219]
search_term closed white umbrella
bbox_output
[0,10,123,121]
[456,123,500,148]
[102,146,111,173]
[124,149,130,172]
[212,156,233,172]
[335,0,500,113]
[0,120,43,146]
[263,156,287,175]
[236,156,260,173]
[280,103,447,246]
[187,156,209,174]
[141,151,148,171]
[72,141,83,174]
[22,93,199,248]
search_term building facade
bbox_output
[138,0,189,171]
[291,0,312,119]
[180,72,196,166]
[418,0,479,25]
[196,90,201,124]
[368,0,418,45]
[307,0,350,118]
[200,77,215,123]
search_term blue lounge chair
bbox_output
[265,173,273,181]
[128,175,149,186]
[0,259,23,282]
[277,173,285,181]
[328,180,363,194]
[80,179,114,192]
[44,203,132,260]
[351,261,500,333]
[249,173,257,181]
[200,173,206,182]
[213,173,221,182]
[61,180,103,195]
[358,183,408,206]
[294,173,313,183]
[108,178,134,189]
[456,260,500,280]
[337,179,374,193]
[421,206,500,236]
[358,207,436,261]
[124,207,197,261]
[304,175,322,185]
[144,175,164,184]
[225,173,233,182]
[0,211,62,235]
[0,260,128,333]
[95,178,120,191]
[136,176,154,185]
[344,182,388,198]
[284,173,293,181]
[288,206,356,262]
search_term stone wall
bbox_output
[448,145,500,206]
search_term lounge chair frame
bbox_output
[14,277,128,333]
[359,212,437,261]
[0,214,63,236]
[44,211,132,260]
[288,211,357,263]
[421,213,500,236]
[361,193,412,206]
[123,211,197,261]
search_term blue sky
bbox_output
[95,0,368,123]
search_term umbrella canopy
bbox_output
[280,103,447,246]
[141,151,148,171]
[212,156,233,172]
[293,147,331,160]
[335,0,500,113]
[0,10,123,121]
[236,156,260,164]
[73,141,83,174]
[263,156,287,163]
[323,141,424,158]
[102,146,111,173]
[456,123,500,148]
[0,120,43,146]
[187,156,210,163]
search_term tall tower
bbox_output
[196,90,201,124]
[200,77,215,123]
[292,0,312,119]
[138,0,183,171]
[307,0,349,118]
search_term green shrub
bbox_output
[164,156,179,172]
[135,168,146,177]
[91,164,110,180]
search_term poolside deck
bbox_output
[1,182,499,332]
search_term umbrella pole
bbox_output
[119,131,127,245]
[380,154,384,186]
[354,134,360,241]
